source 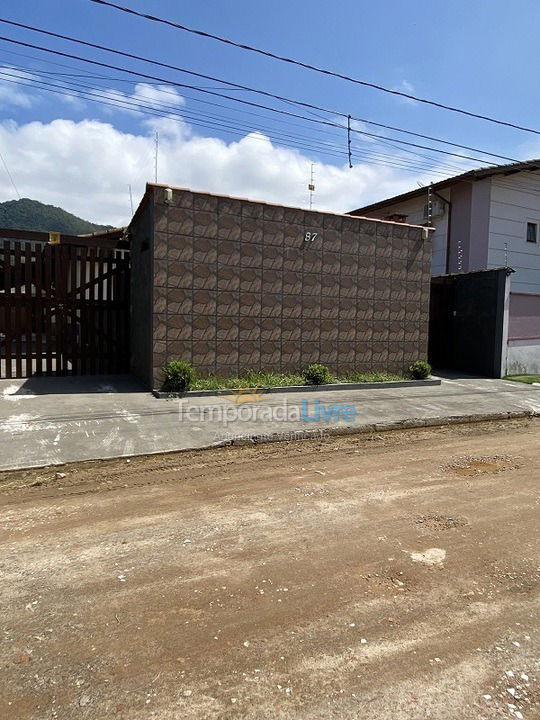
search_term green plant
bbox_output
[192,370,304,391]
[180,369,408,391]
[302,363,334,386]
[162,360,196,392]
[408,360,431,380]
[343,371,404,383]
[504,374,540,384]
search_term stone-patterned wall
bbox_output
[145,186,431,389]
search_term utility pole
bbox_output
[154,131,159,183]
[308,163,315,210]
[128,184,134,215]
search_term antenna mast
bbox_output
[154,131,159,183]
[308,163,315,210]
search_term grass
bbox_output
[504,374,540,384]
[192,370,304,391]
[191,369,405,391]
[341,371,404,383]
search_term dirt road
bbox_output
[1,419,539,719]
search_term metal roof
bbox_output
[349,158,540,216]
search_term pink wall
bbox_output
[509,293,540,340]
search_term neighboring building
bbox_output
[128,184,433,389]
[350,159,540,375]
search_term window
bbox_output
[527,221,538,244]
[384,213,408,223]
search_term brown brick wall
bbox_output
[144,186,431,389]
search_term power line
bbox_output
[0,69,465,176]
[0,73,346,163]
[89,0,540,138]
[0,68,468,177]
[0,62,473,176]
[0,72,357,163]
[0,67,351,156]
[0,147,21,198]
[0,62,471,174]
[0,63,363,150]
[0,17,519,163]
[0,31,510,167]
[0,54,470,173]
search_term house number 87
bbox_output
[304,231,318,242]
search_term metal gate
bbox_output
[1,239,130,378]
[428,268,510,377]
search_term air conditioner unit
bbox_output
[423,199,445,220]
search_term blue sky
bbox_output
[0,0,539,224]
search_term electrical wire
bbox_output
[0,32,509,167]
[0,63,471,175]
[0,52,471,173]
[88,0,540,138]
[0,70,464,177]
[492,179,540,198]
[0,147,20,198]
[0,17,519,163]
[0,44,505,170]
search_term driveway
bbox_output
[1,419,539,719]
[1,374,540,470]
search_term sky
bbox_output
[1,0,540,226]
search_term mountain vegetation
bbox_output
[0,198,110,234]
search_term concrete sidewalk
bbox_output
[1,374,540,471]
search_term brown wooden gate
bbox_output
[1,239,130,378]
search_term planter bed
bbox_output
[153,377,441,399]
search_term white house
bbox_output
[350,159,540,375]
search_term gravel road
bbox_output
[1,419,539,719]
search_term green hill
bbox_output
[0,198,110,234]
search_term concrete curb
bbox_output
[2,409,536,473]
[152,377,441,399]
[217,409,538,447]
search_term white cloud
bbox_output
[0,67,186,117]
[393,79,418,106]
[0,66,91,110]
[0,115,454,227]
[0,82,32,108]
[0,66,37,108]
[132,83,184,109]
[99,83,185,116]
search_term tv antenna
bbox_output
[308,163,315,210]
[154,131,159,183]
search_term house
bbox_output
[350,159,540,375]
[1,185,433,387]
[128,183,433,389]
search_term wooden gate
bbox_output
[1,239,130,378]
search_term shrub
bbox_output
[162,360,196,392]
[302,363,333,386]
[408,360,431,380]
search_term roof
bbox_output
[78,227,126,240]
[130,182,435,231]
[0,227,127,248]
[433,266,515,280]
[349,158,540,216]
